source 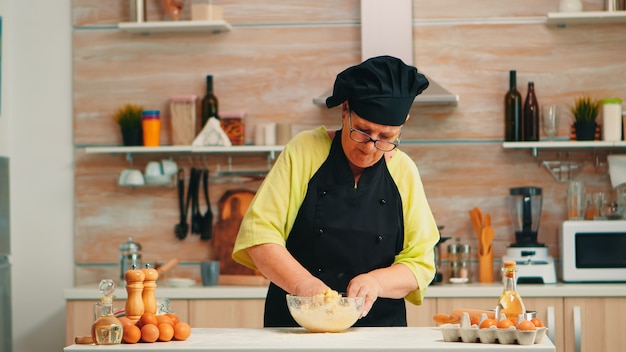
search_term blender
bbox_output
[502,187,556,284]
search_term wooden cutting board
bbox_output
[213,189,264,278]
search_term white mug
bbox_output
[144,161,163,177]
[161,159,178,176]
[118,169,145,186]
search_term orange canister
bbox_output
[142,110,161,147]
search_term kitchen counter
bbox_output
[64,282,626,300]
[63,327,556,351]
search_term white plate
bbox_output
[449,278,469,284]
[167,278,196,288]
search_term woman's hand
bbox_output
[292,277,330,297]
[347,264,419,318]
[346,273,381,318]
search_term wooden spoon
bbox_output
[481,225,495,256]
[469,208,483,238]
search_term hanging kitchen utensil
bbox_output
[190,167,203,234]
[200,168,214,240]
[174,168,188,239]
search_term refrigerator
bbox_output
[0,156,12,352]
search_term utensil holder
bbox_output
[478,251,494,283]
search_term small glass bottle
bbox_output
[200,75,219,131]
[91,279,123,345]
[523,82,539,141]
[496,261,526,324]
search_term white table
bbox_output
[64,327,556,351]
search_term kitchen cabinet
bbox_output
[563,297,626,352]
[65,299,189,346]
[189,299,264,328]
[405,299,438,327]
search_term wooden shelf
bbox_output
[502,141,626,149]
[502,140,626,158]
[118,20,232,34]
[546,11,626,26]
[83,145,284,160]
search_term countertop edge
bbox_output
[64,283,626,300]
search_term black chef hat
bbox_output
[325,55,429,126]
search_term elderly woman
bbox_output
[233,55,439,327]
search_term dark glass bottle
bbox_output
[200,75,219,130]
[523,82,539,141]
[504,70,522,141]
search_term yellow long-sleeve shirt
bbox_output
[232,126,439,305]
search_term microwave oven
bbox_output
[560,220,626,282]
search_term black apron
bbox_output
[264,129,406,327]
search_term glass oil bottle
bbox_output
[495,261,525,323]
[91,279,123,345]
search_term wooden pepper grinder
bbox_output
[124,265,145,322]
[142,264,159,315]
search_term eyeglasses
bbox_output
[348,112,401,152]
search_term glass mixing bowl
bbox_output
[286,294,364,333]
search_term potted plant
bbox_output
[569,96,599,141]
[113,103,143,146]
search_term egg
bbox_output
[118,316,135,330]
[497,318,514,329]
[173,322,191,341]
[517,320,537,331]
[479,318,497,329]
[122,324,141,344]
[531,317,544,328]
[140,323,159,343]
[165,313,180,325]
[156,315,174,327]
[158,323,174,342]
[137,313,158,329]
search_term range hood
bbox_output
[313,0,459,107]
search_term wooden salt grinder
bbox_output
[124,266,145,322]
[142,264,159,315]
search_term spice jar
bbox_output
[170,95,197,145]
[448,240,471,283]
[601,98,623,141]
[142,110,161,147]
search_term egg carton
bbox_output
[439,324,548,345]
